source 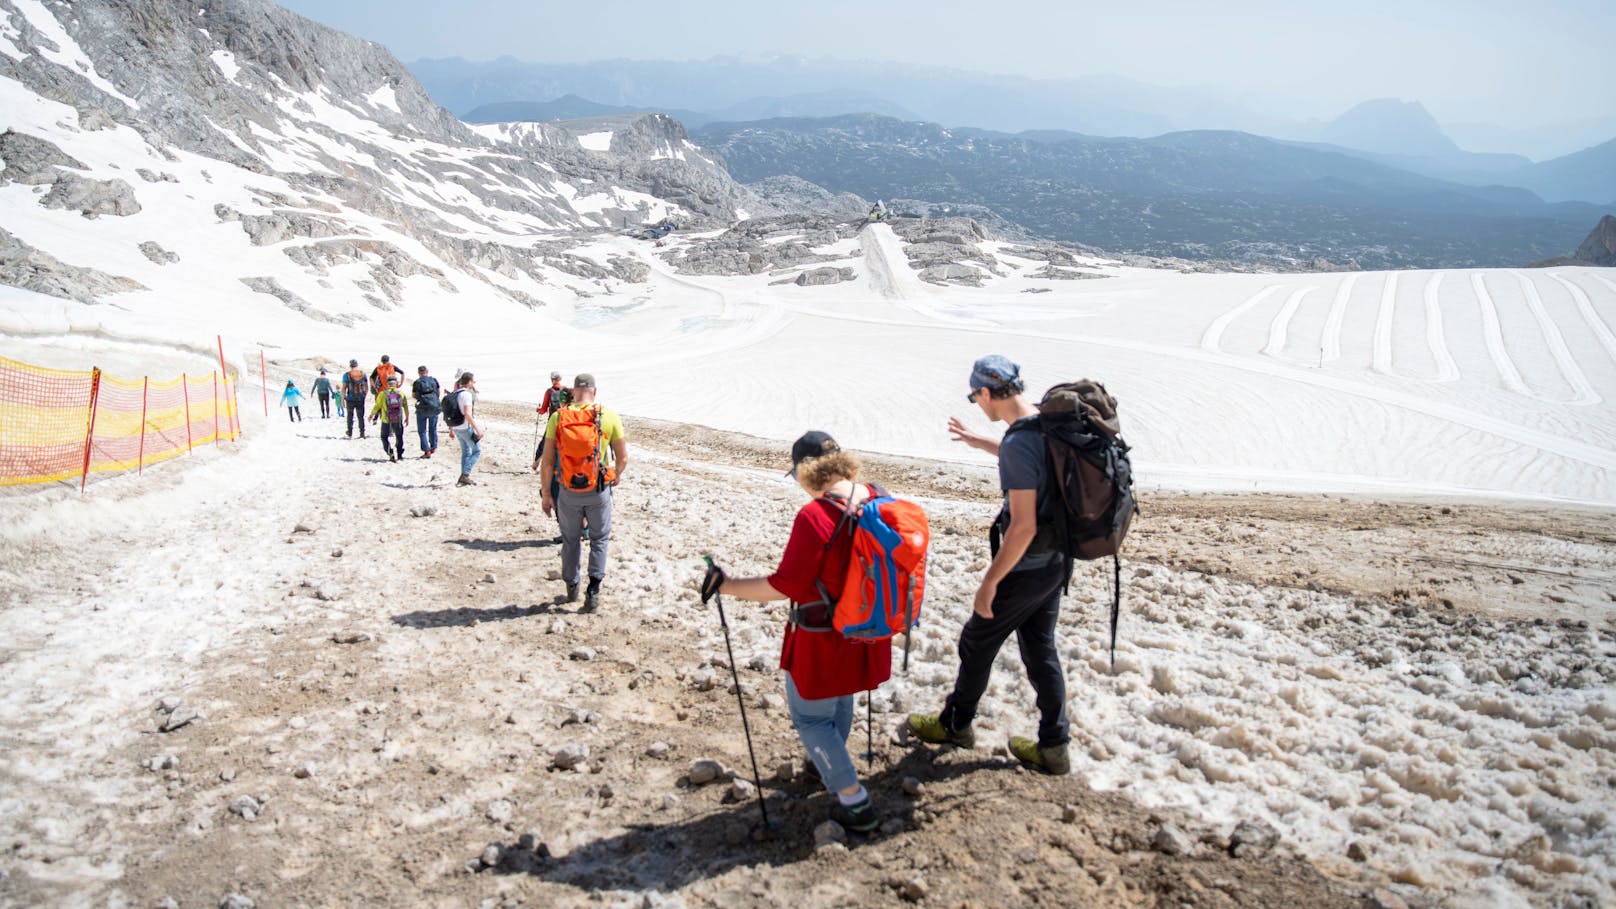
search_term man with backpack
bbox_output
[907,355,1075,775]
[442,371,482,486]
[539,373,627,612]
[342,359,368,439]
[412,365,442,459]
[369,373,411,462]
[370,354,400,396]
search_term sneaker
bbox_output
[564,583,579,603]
[582,578,601,613]
[457,475,476,486]
[421,451,431,459]
[829,797,879,833]
[906,713,976,748]
[1008,736,1071,776]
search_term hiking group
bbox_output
[701,354,1135,835]
[285,350,1132,840]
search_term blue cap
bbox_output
[968,355,1023,394]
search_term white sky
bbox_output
[277,0,1616,127]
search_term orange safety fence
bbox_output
[0,355,241,489]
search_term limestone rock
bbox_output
[40,174,141,217]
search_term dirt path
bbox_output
[0,402,1610,908]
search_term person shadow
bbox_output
[445,537,557,552]
[488,749,1005,889]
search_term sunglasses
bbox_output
[967,389,981,403]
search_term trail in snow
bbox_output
[1200,285,1281,353]
[1422,274,1461,382]
[1371,273,1397,375]
[1470,273,1533,397]
[1321,274,1357,363]
[1514,271,1600,406]
[1261,286,1315,360]
[1550,273,1616,370]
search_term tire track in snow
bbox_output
[1514,271,1600,406]
[1470,273,1533,397]
[1371,273,1398,375]
[1423,273,1460,382]
[1200,284,1281,353]
[1261,286,1316,360]
[1321,274,1357,363]
[1549,273,1616,369]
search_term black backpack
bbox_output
[995,379,1138,665]
[414,376,441,411]
[441,388,465,427]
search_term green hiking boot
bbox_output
[1008,736,1071,775]
[906,713,976,748]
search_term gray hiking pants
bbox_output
[556,485,613,584]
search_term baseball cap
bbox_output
[968,354,1024,401]
[550,371,562,381]
[787,430,840,477]
[417,365,427,372]
[349,359,358,367]
[573,373,596,389]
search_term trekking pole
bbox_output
[703,555,773,832]
[862,692,876,764]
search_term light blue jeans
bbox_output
[786,674,859,793]
[453,424,480,476]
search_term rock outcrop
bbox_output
[0,228,144,302]
[1572,215,1616,266]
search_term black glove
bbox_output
[700,559,726,604]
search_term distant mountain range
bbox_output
[408,55,1616,164]
[691,114,1607,269]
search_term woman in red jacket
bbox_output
[702,431,892,833]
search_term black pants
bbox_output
[346,397,365,436]
[317,392,331,418]
[287,406,301,422]
[939,559,1070,747]
[380,422,404,458]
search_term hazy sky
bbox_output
[278,0,1614,127]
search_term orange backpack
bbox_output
[554,405,616,492]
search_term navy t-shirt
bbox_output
[999,421,1061,572]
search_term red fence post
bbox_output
[138,376,149,475]
[80,367,102,494]
[260,350,268,418]
[182,372,193,452]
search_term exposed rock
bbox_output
[135,168,179,184]
[727,778,756,802]
[1368,888,1410,909]
[1572,215,1616,266]
[240,276,355,325]
[486,799,514,823]
[569,646,595,661]
[0,130,87,184]
[219,895,255,909]
[160,706,203,733]
[1153,824,1195,856]
[551,743,590,771]
[238,211,349,246]
[746,175,868,215]
[813,820,847,848]
[902,776,925,797]
[139,241,179,265]
[40,174,141,217]
[228,795,262,820]
[900,878,928,902]
[646,742,670,759]
[794,266,854,286]
[1229,819,1280,858]
[918,264,984,286]
[687,759,725,785]
[408,504,436,517]
[331,631,372,644]
[0,227,144,302]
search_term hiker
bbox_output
[531,371,571,512]
[342,359,367,438]
[280,379,305,422]
[446,371,483,486]
[311,369,333,419]
[537,371,571,417]
[412,365,442,459]
[370,354,400,396]
[539,373,626,612]
[699,431,890,833]
[907,355,1072,775]
[370,374,411,462]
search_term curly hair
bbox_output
[797,450,860,491]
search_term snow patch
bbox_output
[366,83,400,114]
[208,49,239,80]
[577,130,613,152]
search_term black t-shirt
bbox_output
[999,420,1061,572]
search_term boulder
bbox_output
[40,174,141,217]
[794,266,854,286]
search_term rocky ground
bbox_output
[0,401,1611,909]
